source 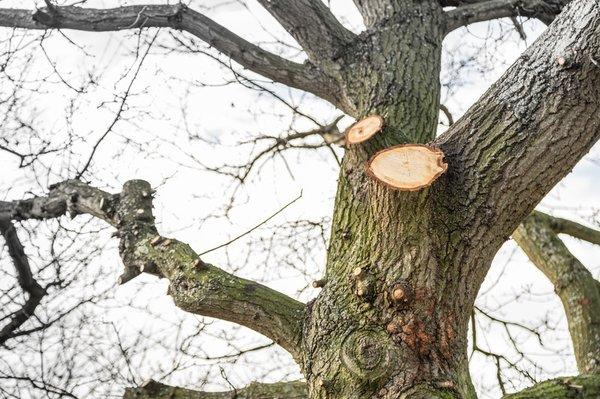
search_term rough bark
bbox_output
[123,380,307,399]
[0,180,305,360]
[301,2,474,397]
[301,0,600,397]
[435,0,600,297]
[335,1,445,138]
[352,0,418,27]
[503,375,600,398]
[254,0,355,63]
[548,216,600,245]
[514,212,600,374]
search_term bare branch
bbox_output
[513,211,600,374]
[0,219,46,345]
[0,180,306,360]
[0,4,342,106]
[546,215,600,245]
[123,379,307,399]
[255,0,354,62]
[444,0,571,33]
[502,374,600,398]
[439,0,487,6]
[440,104,455,126]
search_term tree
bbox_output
[0,0,599,398]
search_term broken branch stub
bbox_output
[345,115,384,145]
[367,144,448,191]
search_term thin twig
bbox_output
[199,191,302,256]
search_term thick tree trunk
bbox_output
[300,0,600,397]
[300,3,475,398]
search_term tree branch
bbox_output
[546,215,600,245]
[513,211,600,374]
[351,1,412,27]
[0,219,46,346]
[444,0,571,33]
[0,4,343,107]
[435,0,600,286]
[123,379,307,399]
[0,180,306,360]
[255,0,354,63]
[503,374,600,398]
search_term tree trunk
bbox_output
[300,3,475,398]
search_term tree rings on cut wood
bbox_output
[345,115,384,145]
[367,144,448,191]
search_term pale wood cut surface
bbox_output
[345,115,384,144]
[367,144,448,191]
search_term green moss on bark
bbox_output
[503,375,600,398]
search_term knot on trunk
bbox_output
[340,329,394,382]
[351,267,375,302]
[389,280,413,307]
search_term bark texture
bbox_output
[502,375,600,398]
[123,380,307,399]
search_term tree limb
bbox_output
[0,4,342,107]
[546,214,600,245]
[0,219,46,346]
[503,374,600,398]
[351,1,413,27]
[444,0,571,33]
[123,379,307,399]
[439,0,487,6]
[513,211,600,374]
[255,0,354,62]
[0,180,306,360]
[435,0,600,287]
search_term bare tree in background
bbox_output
[0,0,599,398]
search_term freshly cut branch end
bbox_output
[345,115,384,145]
[367,144,448,191]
